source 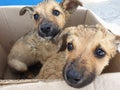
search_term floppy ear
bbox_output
[19,6,34,16]
[59,34,68,51]
[60,0,83,14]
[58,34,68,52]
[115,35,120,53]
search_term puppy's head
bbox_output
[59,25,120,88]
[19,0,83,40]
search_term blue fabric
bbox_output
[0,0,61,6]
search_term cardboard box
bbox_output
[0,6,120,90]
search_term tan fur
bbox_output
[37,24,120,81]
[62,25,119,75]
[6,0,82,79]
[36,52,65,79]
[34,0,66,29]
[8,30,57,71]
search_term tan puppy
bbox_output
[37,24,120,88]
[7,0,82,75]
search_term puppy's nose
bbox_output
[66,69,82,84]
[40,23,51,34]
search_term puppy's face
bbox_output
[19,0,83,40]
[33,1,66,40]
[60,25,120,88]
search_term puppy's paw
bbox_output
[8,59,27,72]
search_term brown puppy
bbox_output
[7,0,82,77]
[37,24,120,88]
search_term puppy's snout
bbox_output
[40,23,51,34]
[66,69,82,84]
[38,20,60,39]
[63,61,96,88]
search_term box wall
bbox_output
[0,7,34,53]
[0,44,7,78]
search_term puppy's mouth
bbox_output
[38,28,60,40]
[38,21,60,40]
[63,62,96,88]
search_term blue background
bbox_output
[0,0,61,6]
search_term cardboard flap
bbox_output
[65,8,87,27]
[94,73,120,90]
[0,79,39,85]
[85,10,101,25]
[0,73,120,90]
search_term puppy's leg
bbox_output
[36,52,66,80]
[8,59,27,72]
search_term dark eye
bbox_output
[67,43,74,51]
[94,47,106,58]
[52,10,60,16]
[34,14,39,21]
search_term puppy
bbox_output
[37,24,120,88]
[6,0,82,78]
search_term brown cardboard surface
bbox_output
[65,7,102,27]
[0,6,34,53]
[65,7,87,27]
[0,6,120,89]
[103,53,120,73]
[0,44,7,79]
[85,10,101,25]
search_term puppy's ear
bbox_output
[19,6,34,16]
[58,34,68,52]
[115,35,120,53]
[60,0,83,14]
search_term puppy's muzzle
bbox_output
[38,20,60,39]
[63,60,95,88]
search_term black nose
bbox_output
[66,69,82,84]
[40,23,51,34]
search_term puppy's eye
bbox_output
[34,14,39,21]
[52,10,60,16]
[94,47,106,58]
[67,43,74,51]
